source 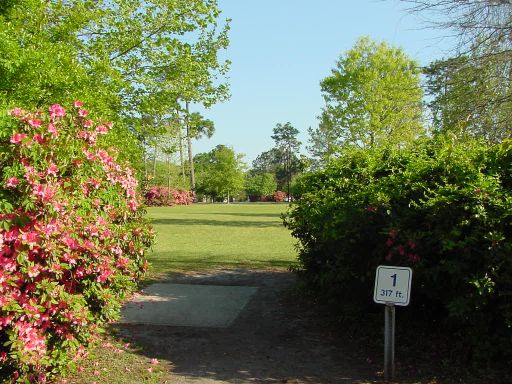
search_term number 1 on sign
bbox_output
[390,274,397,287]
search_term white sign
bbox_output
[373,266,412,306]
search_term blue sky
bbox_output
[194,0,454,164]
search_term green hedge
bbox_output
[284,136,512,361]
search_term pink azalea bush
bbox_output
[0,103,154,382]
[272,191,287,202]
[144,186,194,206]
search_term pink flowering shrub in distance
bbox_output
[144,186,194,206]
[272,191,287,202]
[0,103,154,382]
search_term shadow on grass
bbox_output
[151,218,284,228]
[148,258,297,272]
[115,268,379,384]
[190,212,284,219]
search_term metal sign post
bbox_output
[374,266,412,381]
[384,304,395,380]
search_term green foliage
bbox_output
[307,111,339,168]
[271,122,302,197]
[425,54,512,142]
[319,36,424,149]
[194,145,245,200]
[245,172,277,200]
[285,136,512,361]
[0,0,230,176]
[407,1,512,143]
[252,123,305,194]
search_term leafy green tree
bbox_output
[320,36,424,149]
[195,145,245,202]
[307,110,339,168]
[185,111,215,193]
[252,147,304,192]
[245,172,277,200]
[252,148,283,175]
[0,0,230,175]
[405,1,512,141]
[424,55,512,142]
[271,122,302,198]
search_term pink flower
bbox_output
[116,257,130,269]
[110,245,123,256]
[48,123,58,137]
[4,227,19,242]
[0,315,13,329]
[47,162,58,177]
[49,104,66,118]
[88,178,101,189]
[96,149,112,164]
[61,252,77,265]
[62,236,79,250]
[87,131,97,145]
[10,133,27,144]
[128,199,139,211]
[27,265,41,278]
[73,100,83,108]
[5,177,18,188]
[33,134,45,144]
[32,184,56,202]
[83,119,93,128]
[15,321,46,353]
[0,257,16,272]
[10,108,23,117]
[82,149,95,161]
[97,268,113,283]
[78,108,88,117]
[42,221,60,236]
[96,125,109,135]
[27,119,42,128]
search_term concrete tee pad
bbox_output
[120,283,258,328]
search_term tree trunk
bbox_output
[178,122,186,183]
[286,147,291,201]
[143,145,148,182]
[152,141,158,182]
[185,101,196,195]
[167,139,172,201]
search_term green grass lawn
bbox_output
[146,202,298,277]
[59,202,299,384]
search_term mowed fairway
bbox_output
[146,203,298,275]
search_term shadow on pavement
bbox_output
[113,269,380,384]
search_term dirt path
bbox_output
[116,269,379,384]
